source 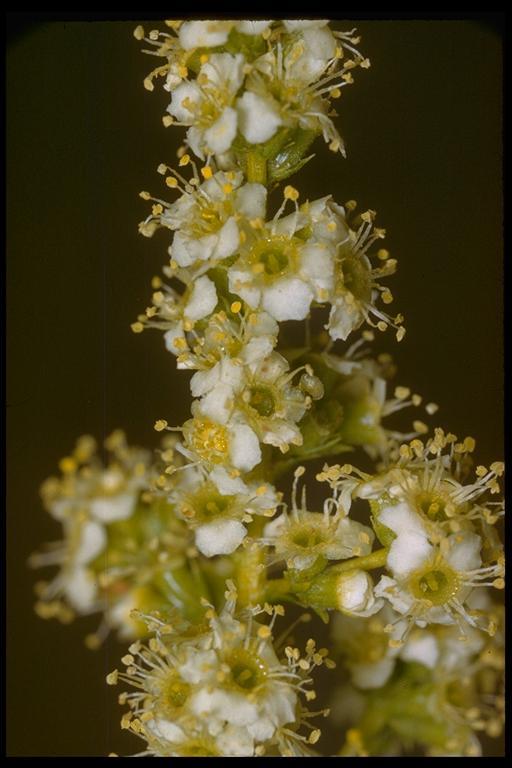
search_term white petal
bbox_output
[237,92,282,144]
[213,216,240,260]
[400,633,439,669]
[351,658,396,690]
[300,243,335,293]
[65,567,97,611]
[190,363,221,398]
[262,278,314,321]
[198,383,234,424]
[185,275,218,322]
[229,423,261,471]
[228,266,261,307]
[445,531,482,572]
[168,82,200,122]
[204,107,238,155]
[164,322,185,356]
[90,492,136,523]
[203,53,245,92]
[327,298,362,341]
[283,20,328,31]
[210,466,248,495]
[216,725,255,757]
[75,520,106,564]
[379,502,426,537]
[337,570,375,613]
[235,183,267,219]
[236,20,272,35]
[149,717,185,743]
[386,529,433,577]
[179,20,233,50]
[239,336,276,365]
[374,575,414,615]
[173,231,217,266]
[195,519,247,557]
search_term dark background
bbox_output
[7,18,503,756]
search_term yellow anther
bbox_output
[257,625,271,639]
[131,322,144,333]
[165,176,178,188]
[284,185,299,201]
[179,154,190,167]
[152,204,163,216]
[222,183,233,194]
[413,420,429,434]
[162,115,174,127]
[106,670,119,685]
[59,457,76,474]
[199,54,209,64]
[394,386,410,400]
[133,25,145,40]
[154,419,168,432]
[230,301,242,314]
[139,190,151,200]
[331,88,341,99]
[178,65,188,78]
[201,165,213,179]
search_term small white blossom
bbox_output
[264,467,374,571]
[168,53,245,158]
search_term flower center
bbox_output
[226,648,267,691]
[408,563,460,605]
[290,523,328,550]
[250,236,298,280]
[248,386,276,417]
[340,255,372,303]
[183,483,234,523]
[164,678,190,709]
[416,491,448,521]
[185,418,229,464]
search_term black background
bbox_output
[6,16,503,756]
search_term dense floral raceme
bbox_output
[31,18,504,757]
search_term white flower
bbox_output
[356,430,505,535]
[108,584,324,756]
[34,433,150,614]
[196,351,310,454]
[228,194,335,322]
[178,20,272,51]
[180,404,262,480]
[132,275,218,355]
[323,207,403,342]
[170,467,279,557]
[375,510,504,639]
[239,24,346,149]
[168,53,245,158]
[263,467,374,571]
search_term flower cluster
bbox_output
[332,592,504,756]
[31,18,504,758]
[31,432,209,644]
[107,583,332,757]
[321,429,505,641]
[136,19,369,166]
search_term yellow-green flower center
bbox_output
[249,386,276,417]
[250,235,299,280]
[408,562,460,605]
[340,255,372,303]
[290,523,328,550]
[416,491,448,521]
[226,648,267,691]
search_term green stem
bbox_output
[328,547,389,575]
[246,150,267,185]
[264,548,389,604]
[234,518,266,607]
